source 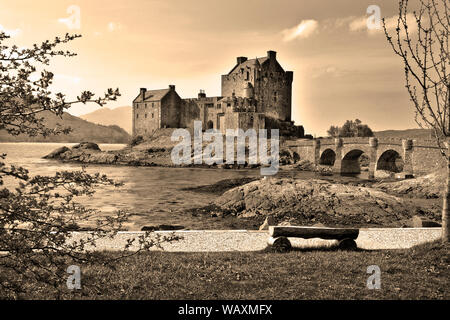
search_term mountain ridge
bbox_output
[0,111,130,143]
[79,106,132,134]
[374,128,434,140]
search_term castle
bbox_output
[132,50,304,137]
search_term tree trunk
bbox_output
[443,153,449,243]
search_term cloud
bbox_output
[348,13,417,34]
[108,22,123,32]
[383,13,418,34]
[282,20,318,42]
[311,66,347,79]
[323,16,355,30]
[0,24,22,37]
[349,17,369,32]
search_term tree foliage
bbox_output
[327,119,374,138]
[384,0,449,153]
[0,32,177,298]
[384,0,449,242]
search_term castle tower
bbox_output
[221,50,293,122]
[250,57,260,82]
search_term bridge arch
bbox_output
[376,149,404,173]
[319,148,336,166]
[341,149,366,175]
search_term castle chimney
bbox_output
[237,56,248,65]
[198,89,206,99]
[169,85,175,91]
[140,88,146,96]
[267,50,277,60]
[286,71,293,82]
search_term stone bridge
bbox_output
[285,137,445,178]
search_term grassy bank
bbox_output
[6,241,448,300]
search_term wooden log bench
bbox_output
[268,226,359,251]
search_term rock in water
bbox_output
[43,146,70,159]
[72,142,101,151]
[94,152,118,164]
[374,170,395,179]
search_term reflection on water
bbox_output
[1,143,261,230]
[0,142,367,230]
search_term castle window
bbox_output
[216,104,221,109]
[246,71,249,80]
[227,103,231,108]
[152,113,154,118]
[273,91,278,102]
[152,102,154,108]
[136,114,139,119]
[145,114,147,118]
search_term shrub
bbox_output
[131,135,144,146]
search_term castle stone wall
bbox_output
[133,101,160,136]
[254,63,292,122]
[160,90,182,129]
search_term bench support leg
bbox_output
[268,236,292,252]
[338,238,357,250]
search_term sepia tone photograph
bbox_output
[0,0,448,307]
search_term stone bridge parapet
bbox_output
[285,137,445,177]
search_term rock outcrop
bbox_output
[44,142,120,164]
[213,178,416,227]
[375,171,444,198]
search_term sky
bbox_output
[0,0,424,136]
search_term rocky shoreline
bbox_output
[44,141,444,230]
[186,177,442,229]
[43,141,268,169]
[44,142,178,167]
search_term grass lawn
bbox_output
[4,241,449,300]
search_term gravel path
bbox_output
[68,228,442,252]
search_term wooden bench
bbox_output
[268,226,359,251]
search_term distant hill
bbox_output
[79,106,132,134]
[0,111,130,143]
[374,128,434,140]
